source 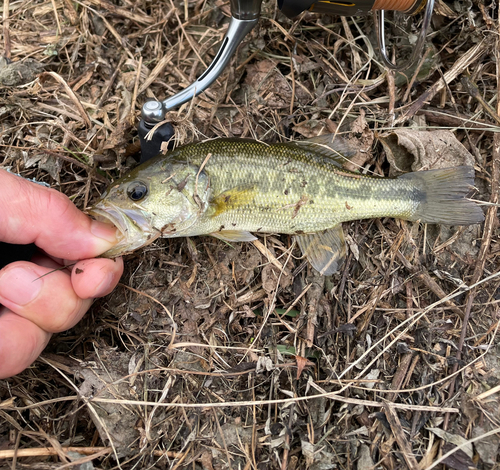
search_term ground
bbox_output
[1,0,500,469]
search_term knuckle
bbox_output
[47,297,83,333]
[44,189,72,219]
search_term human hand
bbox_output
[0,169,124,379]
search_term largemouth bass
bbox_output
[90,136,484,275]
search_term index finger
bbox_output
[0,169,117,260]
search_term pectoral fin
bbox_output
[211,230,257,242]
[294,225,346,275]
[211,185,257,216]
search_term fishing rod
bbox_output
[138,0,435,161]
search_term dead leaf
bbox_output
[262,264,292,293]
[79,351,141,457]
[472,425,500,465]
[199,450,215,470]
[262,264,279,293]
[293,120,329,138]
[215,422,253,448]
[234,248,262,285]
[379,129,475,175]
[350,110,368,135]
[0,58,44,86]
[363,369,380,390]
[441,442,475,470]
[243,59,310,109]
[300,438,336,468]
[356,444,374,470]
[427,428,473,458]
[345,234,360,261]
[301,439,316,468]
[292,113,374,172]
[295,355,308,380]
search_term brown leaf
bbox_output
[262,264,292,293]
[379,129,475,175]
[292,120,329,138]
[441,443,474,470]
[0,59,44,86]
[198,451,215,470]
[243,59,310,108]
[472,425,500,465]
[295,355,308,379]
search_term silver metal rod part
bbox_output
[142,16,258,124]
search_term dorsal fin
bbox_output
[283,134,357,169]
[294,224,346,275]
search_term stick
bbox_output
[383,404,420,470]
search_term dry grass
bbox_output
[1,0,500,469]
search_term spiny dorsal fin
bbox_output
[210,230,257,242]
[294,224,346,276]
[211,184,257,216]
[283,134,357,169]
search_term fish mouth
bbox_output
[89,204,158,257]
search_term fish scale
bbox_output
[90,136,484,275]
[167,140,421,235]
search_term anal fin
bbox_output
[294,225,346,276]
[210,230,257,242]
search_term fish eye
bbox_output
[127,181,148,201]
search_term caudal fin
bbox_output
[399,166,484,225]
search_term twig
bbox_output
[443,31,500,431]
[138,53,174,95]
[39,72,91,127]
[396,252,464,318]
[3,0,11,60]
[383,404,419,470]
[0,447,113,459]
[417,108,498,132]
[395,39,491,124]
[426,426,500,470]
[50,0,62,35]
[401,46,432,103]
[130,55,143,123]
[461,75,500,126]
[252,239,291,276]
[119,284,177,349]
[306,274,325,348]
[96,55,125,107]
[281,402,295,470]
[386,352,414,402]
[341,16,362,72]
[212,409,234,470]
[84,0,154,24]
[386,69,395,127]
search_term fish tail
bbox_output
[399,166,484,225]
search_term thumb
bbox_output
[0,169,118,260]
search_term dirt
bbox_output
[1,0,500,469]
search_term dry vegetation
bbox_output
[1,0,500,468]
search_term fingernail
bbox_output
[0,267,43,306]
[93,272,116,298]
[90,220,118,244]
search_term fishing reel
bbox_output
[138,0,435,161]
